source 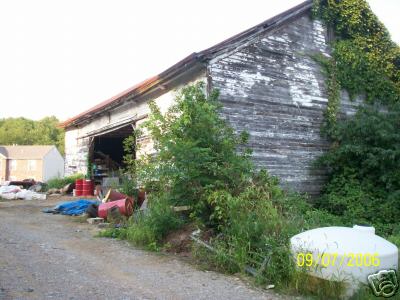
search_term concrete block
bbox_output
[87,217,104,225]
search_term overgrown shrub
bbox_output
[316,105,400,235]
[137,82,253,222]
[46,173,84,189]
[202,171,342,286]
[207,172,293,284]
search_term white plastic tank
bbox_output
[290,226,398,287]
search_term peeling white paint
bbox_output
[64,75,206,175]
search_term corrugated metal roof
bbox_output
[61,0,312,129]
[0,145,55,159]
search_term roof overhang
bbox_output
[61,55,206,129]
[78,114,147,139]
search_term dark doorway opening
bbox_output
[89,124,134,183]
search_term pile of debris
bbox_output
[46,182,75,196]
[43,188,146,227]
[86,189,146,225]
[0,181,46,200]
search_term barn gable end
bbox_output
[208,13,355,195]
[62,0,360,195]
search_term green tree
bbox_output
[0,116,65,155]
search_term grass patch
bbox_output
[99,193,184,251]
[46,174,84,190]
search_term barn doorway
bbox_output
[89,124,135,184]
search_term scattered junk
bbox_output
[94,184,103,198]
[41,187,138,226]
[87,217,104,225]
[0,183,47,200]
[89,188,139,224]
[290,225,399,297]
[29,183,44,192]
[61,183,75,194]
[91,152,121,183]
[98,198,134,219]
[86,203,100,218]
[102,189,132,203]
[0,185,20,194]
[8,179,36,189]
[42,199,99,216]
[47,183,75,196]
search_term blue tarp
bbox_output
[43,199,99,216]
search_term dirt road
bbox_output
[0,197,289,300]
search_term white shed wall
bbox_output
[43,147,65,181]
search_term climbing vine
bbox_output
[312,0,400,236]
[312,54,341,137]
[313,0,400,137]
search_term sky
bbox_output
[0,0,399,122]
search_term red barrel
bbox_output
[75,179,83,196]
[82,179,93,196]
[104,189,127,202]
[104,189,134,205]
[98,198,134,219]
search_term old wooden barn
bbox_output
[61,0,359,196]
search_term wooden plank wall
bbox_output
[208,13,357,196]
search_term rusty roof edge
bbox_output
[198,0,312,59]
[60,53,204,129]
[61,0,312,129]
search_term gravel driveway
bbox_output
[0,197,291,300]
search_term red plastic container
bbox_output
[82,179,93,196]
[98,198,134,219]
[75,179,83,196]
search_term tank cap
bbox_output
[353,225,375,235]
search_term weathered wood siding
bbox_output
[208,13,355,195]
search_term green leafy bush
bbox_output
[200,171,341,286]
[46,173,84,189]
[138,82,253,221]
[316,105,400,235]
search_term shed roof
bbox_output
[61,0,312,129]
[0,145,55,159]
